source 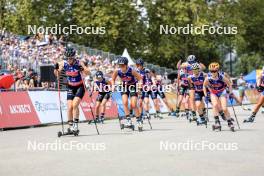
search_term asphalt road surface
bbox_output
[0,105,263,176]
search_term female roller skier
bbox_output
[244,66,264,123]
[54,47,90,134]
[90,70,112,124]
[135,58,151,119]
[188,63,207,125]
[175,62,192,119]
[150,69,174,117]
[185,55,206,120]
[111,56,144,131]
[203,62,235,131]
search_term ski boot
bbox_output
[137,117,143,132]
[227,119,235,132]
[71,119,80,136]
[189,111,197,123]
[175,108,180,118]
[196,116,207,127]
[100,117,105,124]
[219,110,226,121]
[99,113,105,124]
[243,116,255,123]
[184,109,189,119]
[67,120,74,134]
[212,116,221,131]
[121,117,135,130]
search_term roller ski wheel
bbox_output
[230,126,235,132]
[138,126,143,132]
[73,130,80,136]
[196,118,207,126]
[131,125,135,131]
[57,131,63,138]
[228,121,235,132]
[120,123,125,130]
[212,124,221,131]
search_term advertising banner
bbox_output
[0,92,40,128]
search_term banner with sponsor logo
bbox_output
[0,92,40,128]
[28,91,86,123]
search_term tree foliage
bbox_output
[0,0,263,74]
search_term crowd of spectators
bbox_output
[0,29,118,91]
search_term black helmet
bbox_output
[117,56,128,65]
[64,47,76,58]
[95,71,103,78]
[136,58,144,65]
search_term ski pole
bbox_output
[81,75,100,135]
[229,96,241,129]
[57,73,65,134]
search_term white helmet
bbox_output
[187,55,196,63]
[191,63,200,70]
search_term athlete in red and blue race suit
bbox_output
[203,62,235,131]
[112,56,144,131]
[91,70,111,123]
[54,47,89,133]
[188,63,206,123]
[175,62,191,118]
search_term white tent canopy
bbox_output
[122,48,135,66]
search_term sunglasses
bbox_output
[210,70,218,73]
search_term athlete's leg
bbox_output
[122,94,130,116]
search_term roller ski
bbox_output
[196,116,207,127]
[189,116,197,123]
[58,120,79,137]
[137,117,143,132]
[120,118,135,131]
[212,117,221,131]
[57,127,73,137]
[168,111,176,116]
